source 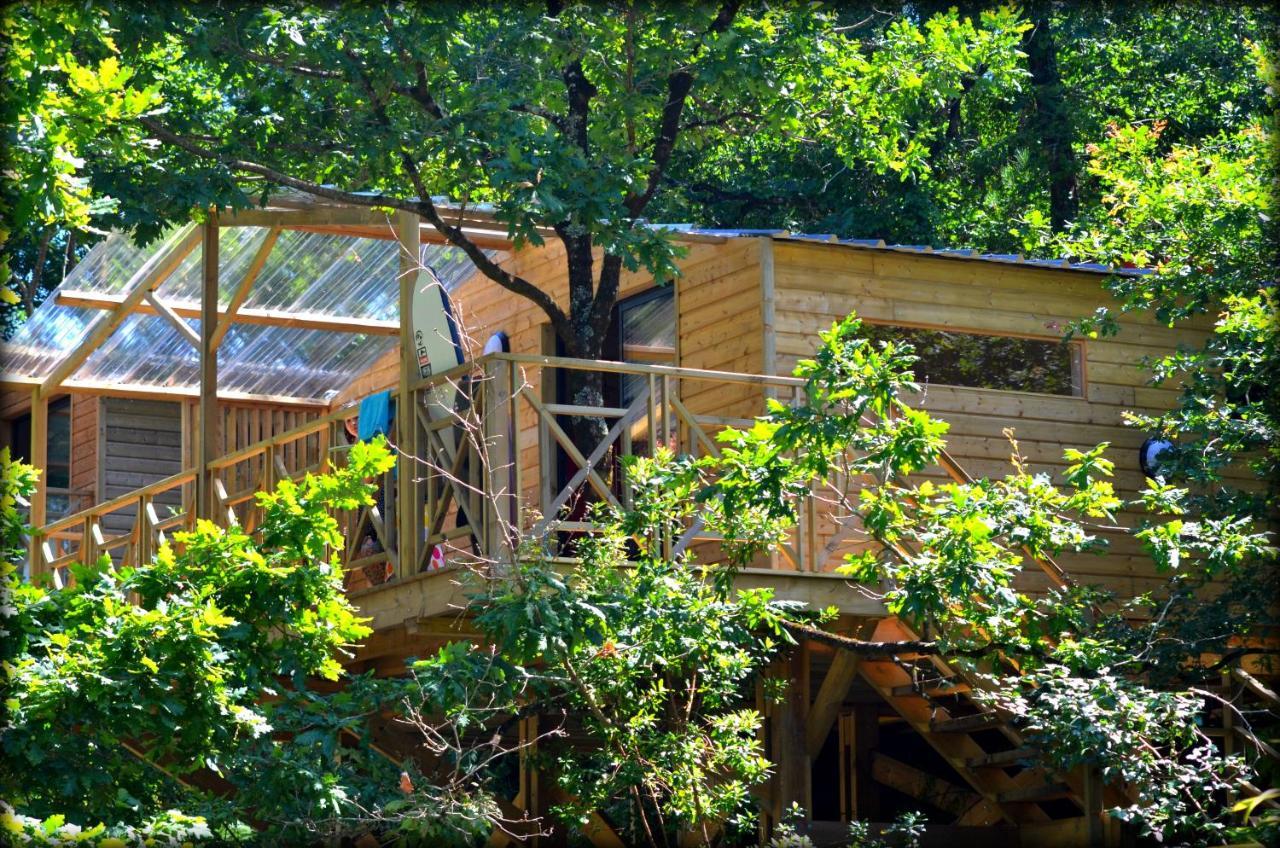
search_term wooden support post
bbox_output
[196,215,220,520]
[28,389,48,577]
[395,210,420,580]
[759,238,777,385]
[1082,764,1106,846]
[772,643,811,828]
[484,357,516,572]
[851,702,880,822]
[807,648,861,758]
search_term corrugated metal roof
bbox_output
[682,228,1147,277]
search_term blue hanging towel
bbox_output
[358,390,394,442]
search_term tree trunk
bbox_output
[1024,7,1078,232]
[551,237,628,494]
[564,366,608,460]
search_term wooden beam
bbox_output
[143,290,200,347]
[289,224,518,250]
[871,752,986,818]
[197,216,219,520]
[219,207,399,230]
[349,566,886,635]
[807,647,861,758]
[0,374,329,408]
[57,290,399,336]
[28,389,48,576]
[1231,666,1280,707]
[38,225,200,399]
[210,226,281,350]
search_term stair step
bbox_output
[997,782,1072,803]
[929,713,1002,734]
[890,679,971,698]
[965,746,1037,768]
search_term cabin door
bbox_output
[551,285,676,494]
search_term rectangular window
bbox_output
[11,396,74,517]
[860,322,1083,397]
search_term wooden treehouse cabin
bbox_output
[0,195,1261,846]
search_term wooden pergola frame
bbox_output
[12,198,526,559]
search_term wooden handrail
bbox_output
[41,469,197,536]
[207,408,356,469]
[495,351,807,388]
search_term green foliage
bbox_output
[0,802,214,847]
[707,315,949,564]
[1,441,395,840]
[1001,644,1246,843]
[699,311,1274,841]
[467,470,799,843]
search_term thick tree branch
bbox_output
[217,42,344,80]
[779,619,1033,661]
[510,102,568,134]
[625,1,741,218]
[588,253,624,339]
[137,116,569,330]
[561,58,596,155]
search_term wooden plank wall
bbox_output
[674,237,766,423]
[100,397,184,537]
[320,235,1211,600]
[70,395,98,498]
[768,239,1215,600]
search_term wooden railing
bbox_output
[28,355,836,588]
[38,469,198,584]
[29,352,1066,592]
[386,352,864,582]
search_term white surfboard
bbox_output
[410,267,464,454]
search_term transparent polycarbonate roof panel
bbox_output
[0,226,199,380]
[0,301,98,381]
[211,324,399,400]
[75,315,401,400]
[2,225,499,401]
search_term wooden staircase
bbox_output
[854,617,1121,837]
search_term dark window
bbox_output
[860,323,1083,397]
[10,396,73,516]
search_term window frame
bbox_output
[858,317,1087,399]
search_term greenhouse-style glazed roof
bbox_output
[1,221,492,404]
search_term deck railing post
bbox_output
[483,357,516,574]
[28,388,48,579]
[196,213,220,521]
[395,210,421,581]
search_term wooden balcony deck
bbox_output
[28,354,894,628]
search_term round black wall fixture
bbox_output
[1139,437,1173,478]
